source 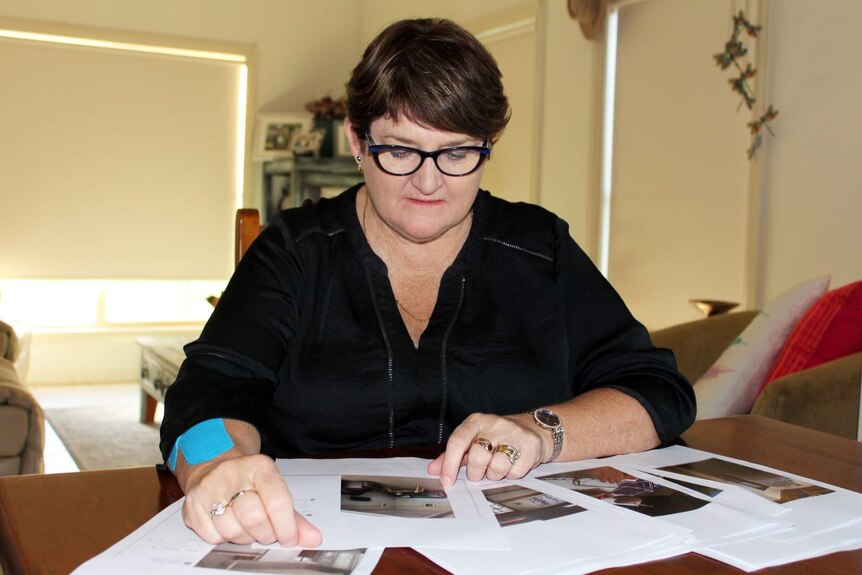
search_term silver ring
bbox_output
[211,489,257,518]
[474,437,494,453]
[495,443,521,465]
[226,489,256,508]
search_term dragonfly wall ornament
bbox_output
[714,10,778,159]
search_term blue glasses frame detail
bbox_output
[365,131,491,177]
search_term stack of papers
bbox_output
[622,446,862,571]
[72,447,862,574]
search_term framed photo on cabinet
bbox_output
[252,113,311,160]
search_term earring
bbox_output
[356,155,363,172]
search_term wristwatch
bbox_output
[532,407,564,463]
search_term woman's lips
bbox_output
[407,198,444,206]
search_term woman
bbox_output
[160,18,695,548]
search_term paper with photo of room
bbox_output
[537,465,709,518]
[340,475,454,519]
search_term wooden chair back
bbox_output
[235,208,262,266]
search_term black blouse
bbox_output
[160,186,695,459]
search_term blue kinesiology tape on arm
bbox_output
[167,418,235,471]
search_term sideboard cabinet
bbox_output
[262,156,363,222]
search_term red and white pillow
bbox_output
[694,276,831,420]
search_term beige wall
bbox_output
[535,0,598,249]
[0,38,242,280]
[608,0,750,330]
[758,0,862,302]
[599,0,862,327]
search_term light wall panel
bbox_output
[0,37,241,280]
[608,0,750,330]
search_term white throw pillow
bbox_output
[694,275,831,419]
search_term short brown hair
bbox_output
[346,18,510,145]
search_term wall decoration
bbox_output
[333,119,353,157]
[714,11,778,160]
[291,128,326,157]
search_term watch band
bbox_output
[547,425,564,462]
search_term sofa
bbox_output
[651,311,861,440]
[0,320,44,475]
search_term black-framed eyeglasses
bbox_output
[365,131,491,177]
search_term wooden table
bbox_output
[1,416,861,575]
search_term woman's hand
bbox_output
[173,419,322,548]
[427,412,551,487]
[180,453,322,547]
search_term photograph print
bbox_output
[253,113,310,160]
[657,457,834,504]
[196,543,368,574]
[538,466,709,517]
[340,475,453,519]
[482,484,587,527]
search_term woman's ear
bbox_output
[343,118,364,160]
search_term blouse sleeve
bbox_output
[159,219,305,459]
[554,218,696,443]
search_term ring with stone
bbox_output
[473,437,494,453]
[210,501,227,517]
[495,443,521,465]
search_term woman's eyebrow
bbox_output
[380,135,477,148]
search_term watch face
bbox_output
[535,408,561,428]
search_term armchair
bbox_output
[0,320,44,475]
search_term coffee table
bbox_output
[135,337,191,424]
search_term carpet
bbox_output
[45,404,164,470]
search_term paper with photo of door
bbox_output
[657,457,833,504]
[619,444,862,543]
[532,464,787,546]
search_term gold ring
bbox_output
[474,437,494,453]
[495,443,521,465]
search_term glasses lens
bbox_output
[376,148,421,175]
[437,148,484,176]
[368,138,488,177]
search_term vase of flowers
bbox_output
[305,95,347,158]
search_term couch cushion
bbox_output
[0,457,23,476]
[0,320,18,362]
[753,352,861,439]
[650,311,757,383]
[762,280,862,392]
[0,357,45,474]
[694,275,830,419]
[0,404,28,456]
